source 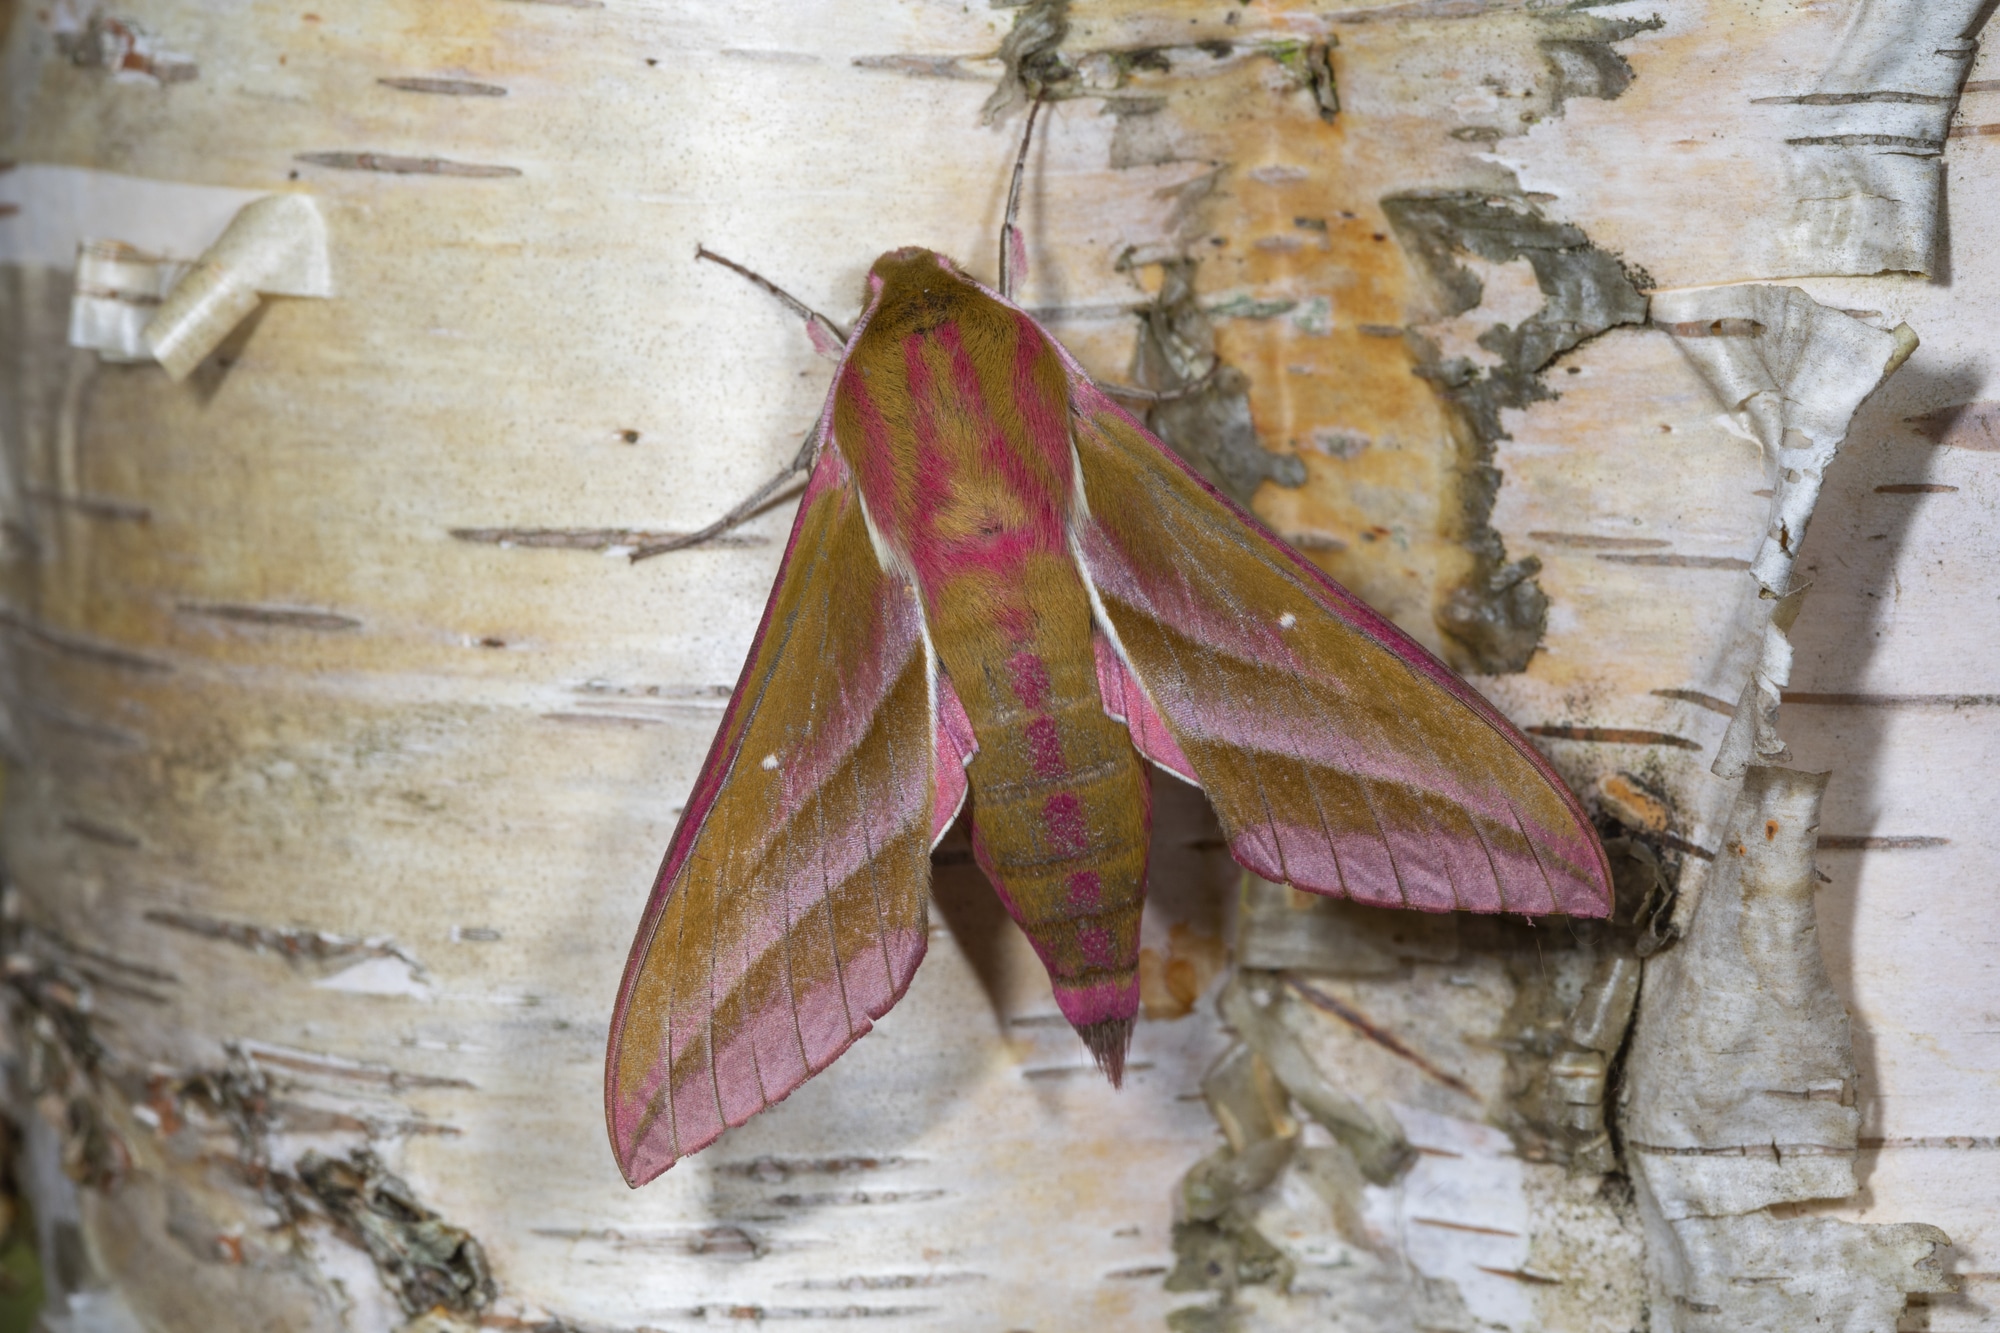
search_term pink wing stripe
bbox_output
[931,671,977,846]
[618,931,927,1184]
[1092,631,1199,785]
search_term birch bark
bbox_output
[0,2,1993,1330]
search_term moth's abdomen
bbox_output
[928,551,1151,1079]
[960,620,1152,1075]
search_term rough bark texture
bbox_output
[0,1,1995,1330]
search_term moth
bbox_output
[606,104,1611,1188]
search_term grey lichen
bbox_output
[1130,259,1307,508]
[1382,191,1649,672]
[1537,10,1666,113]
[296,1149,495,1317]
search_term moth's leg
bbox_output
[998,94,1046,301]
[696,246,848,359]
[630,428,817,563]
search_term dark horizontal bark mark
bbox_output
[768,1190,949,1207]
[1874,483,1958,494]
[852,54,980,80]
[784,1272,987,1291]
[1656,317,1765,338]
[1413,1216,1520,1237]
[1860,1135,2000,1150]
[1786,133,1941,150]
[30,703,146,749]
[378,77,507,96]
[541,711,669,727]
[295,152,521,177]
[1817,835,1947,850]
[250,1046,475,1091]
[451,526,768,551]
[1284,975,1477,1097]
[177,602,361,631]
[1660,832,1717,862]
[1596,553,1752,569]
[1784,691,2000,707]
[1528,531,1670,549]
[1651,687,1737,715]
[145,908,409,963]
[1527,725,1702,750]
[1754,91,1953,106]
[0,609,172,673]
[25,487,152,521]
[63,817,139,848]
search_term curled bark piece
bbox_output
[1623,766,1955,1327]
[143,194,332,381]
[1652,286,1916,780]
[67,240,183,362]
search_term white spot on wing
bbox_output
[760,753,779,771]
[1279,611,1298,629]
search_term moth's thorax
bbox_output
[831,249,1078,601]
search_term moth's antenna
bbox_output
[696,245,848,355]
[998,94,1045,301]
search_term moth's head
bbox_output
[862,247,980,337]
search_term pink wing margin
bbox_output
[1062,378,1611,919]
[605,444,960,1186]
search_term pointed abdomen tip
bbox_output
[1076,1018,1134,1088]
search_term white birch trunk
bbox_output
[0,1,1993,1329]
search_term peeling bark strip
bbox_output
[449,526,768,551]
[294,152,521,178]
[1654,286,1917,781]
[298,1149,495,1315]
[1383,191,1648,673]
